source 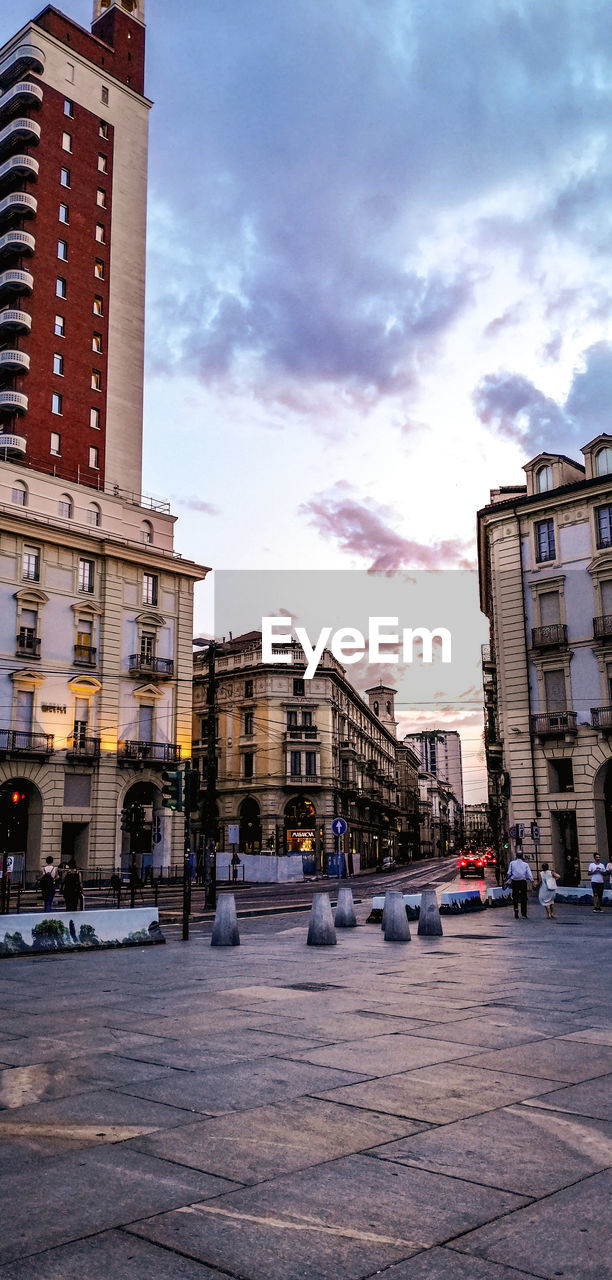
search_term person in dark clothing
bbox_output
[40,856,57,912]
[62,858,82,912]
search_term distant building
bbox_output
[404,729,464,807]
[463,802,493,848]
[418,771,462,859]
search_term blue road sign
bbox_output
[332,817,347,836]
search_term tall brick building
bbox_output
[0,1,208,882]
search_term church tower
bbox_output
[365,684,398,735]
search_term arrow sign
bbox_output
[331,817,347,836]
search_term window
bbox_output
[138,702,153,743]
[57,239,68,261]
[64,98,74,117]
[99,119,109,138]
[18,608,38,654]
[244,711,254,735]
[90,406,100,429]
[143,573,158,605]
[50,431,61,455]
[140,632,155,663]
[101,86,109,104]
[60,166,70,187]
[54,314,65,337]
[78,558,94,592]
[93,295,103,316]
[596,448,612,476]
[66,62,74,84]
[341,759,349,781]
[535,518,555,562]
[243,752,254,779]
[290,751,301,776]
[94,258,104,280]
[15,689,33,734]
[86,504,101,527]
[548,759,574,792]
[597,506,612,550]
[62,131,72,152]
[98,153,108,173]
[305,751,316,776]
[59,497,72,519]
[302,711,312,726]
[59,202,69,224]
[52,393,62,415]
[544,669,567,712]
[53,352,64,377]
[92,332,103,353]
[141,520,152,544]
[11,482,26,506]
[287,710,298,727]
[535,465,552,494]
[293,678,305,696]
[539,590,560,626]
[244,679,253,698]
[96,187,107,208]
[88,445,99,470]
[95,223,105,244]
[91,369,102,391]
[56,277,67,298]
[23,546,40,581]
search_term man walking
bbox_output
[588,855,607,911]
[506,851,534,918]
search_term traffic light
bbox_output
[161,768,183,811]
[121,804,133,832]
[185,768,200,813]
[132,803,145,829]
[266,836,275,850]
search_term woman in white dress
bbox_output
[538,862,558,919]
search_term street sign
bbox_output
[228,823,239,845]
[509,825,516,840]
[531,822,540,842]
[517,823,525,839]
[331,817,347,836]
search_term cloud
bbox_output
[300,485,474,570]
[174,496,221,515]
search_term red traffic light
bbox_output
[11,791,24,804]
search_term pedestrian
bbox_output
[231,850,241,882]
[506,851,534,918]
[537,861,558,919]
[62,857,83,912]
[39,855,57,912]
[588,855,607,911]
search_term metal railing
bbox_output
[118,740,181,763]
[593,615,612,642]
[15,631,39,657]
[286,727,318,740]
[74,643,97,666]
[287,773,321,784]
[531,623,568,648]
[531,711,577,736]
[0,729,53,753]
[66,735,101,759]
[128,654,174,677]
[591,707,612,730]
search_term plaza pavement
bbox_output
[0,895,611,1278]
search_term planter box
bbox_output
[440,889,485,914]
[368,893,421,923]
[0,907,163,956]
[216,852,304,883]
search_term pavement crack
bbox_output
[183,1202,427,1249]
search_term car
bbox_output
[483,847,497,866]
[458,850,486,877]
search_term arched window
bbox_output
[386,700,391,715]
[536,465,552,492]
[596,448,612,477]
[87,503,101,528]
[11,481,27,507]
[373,701,379,715]
[58,493,72,519]
[141,520,153,544]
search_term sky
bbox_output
[6,0,612,799]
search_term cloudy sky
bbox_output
[7,0,612,797]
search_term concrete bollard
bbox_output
[417,888,443,936]
[383,890,411,942]
[307,892,337,946]
[211,893,240,947]
[334,886,357,928]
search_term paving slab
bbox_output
[370,1103,612,1196]
[116,1057,369,1116]
[0,1085,194,1156]
[316,1062,561,1123]
[0,1229,229,1279]
[127,1097,428,1183]
[405,1015,547,1049]
[453,1037,612,1083]
[284,1031,481,1074]
[0,1054,172,1110]
[0,1027,172,1067]
[0,1146,239,1266]
[455,1166,612,1278]
[372,1246,540,1278]
[522,1073,612,1121]
[129,1152,525,1280]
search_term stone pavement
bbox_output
[0,898,612,1278]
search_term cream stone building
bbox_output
[478,435,612,881]
[192,634,408,872]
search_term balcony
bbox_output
[594,615,612,643]
[591,707,612,732]
[0,154,39,186]
[0,229,35,258]
[0,389,27,413]
[15,631,39,658]
[481,643,496,668]
[0,268,33,296]
[118,740,181,766]
[74,643,97,667]
[0,80,43,118]
[0,44,46,89]
[0,432,26,455]
[0,729,53,756]
[286,727,319,741]
[287,773,321,785]
[66,735,101,763]
[531,711,577,738]
[0,190,36,221]
[127,654,174,679]
[0,117,40,154]
[0,349,29,373]
[0,307,31,332]
[531,623,568,650]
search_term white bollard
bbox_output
[383,890,411,942]
[417,888,443,936]
[334,886,357,928]
[307,892,337,946]
[211,893,240,946]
